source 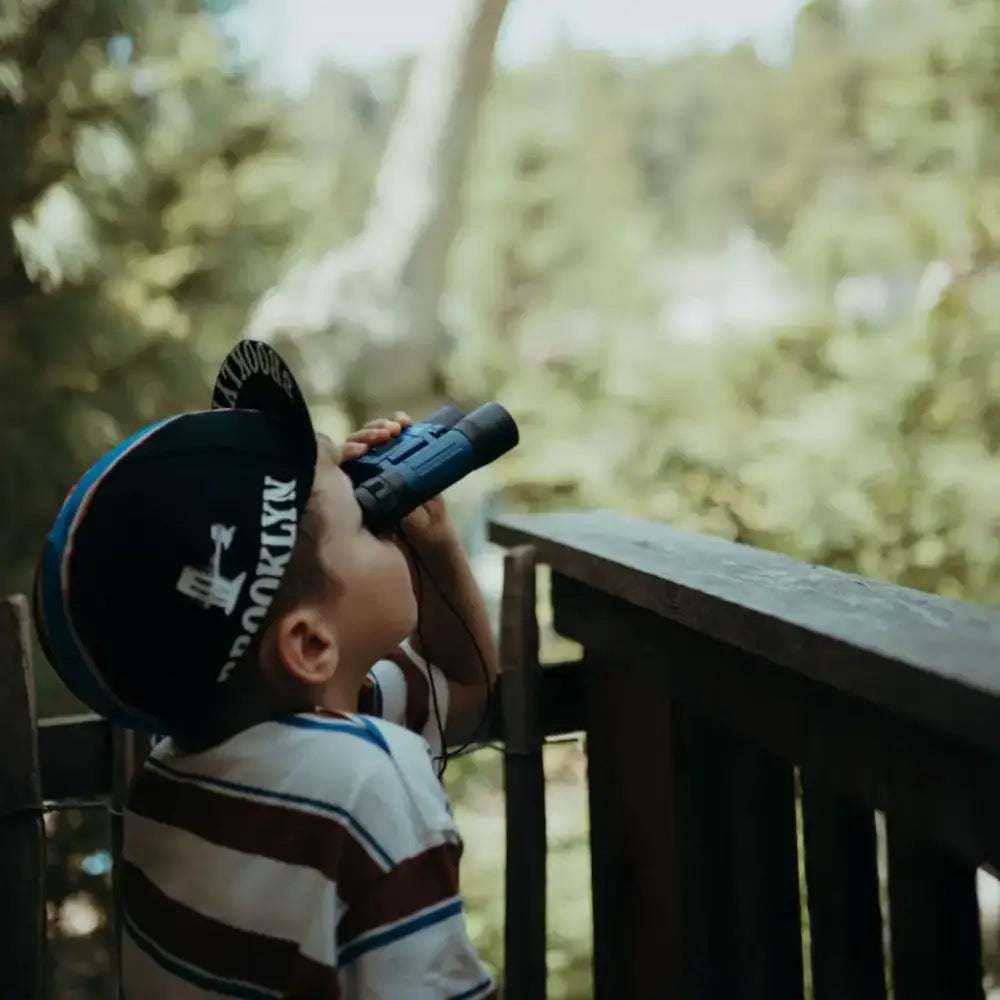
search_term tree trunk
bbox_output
[243,0,509,421]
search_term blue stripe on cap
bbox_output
[39,417,176,729]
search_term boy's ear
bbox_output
[272,606,339,686]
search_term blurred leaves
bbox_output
[446,0,1000,608]
[0,0,315,608]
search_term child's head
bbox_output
[34,340,416,744]
[249,430,417,716]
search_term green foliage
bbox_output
[0,0,314,667]
[447,0,1000,611]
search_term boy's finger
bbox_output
[392,411,412,425]
[363,417,402,432]
[347,428,391,445]
[351,423,396,437]
[339,441,368,463]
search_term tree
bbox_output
[243,0,510,424]
[444,50,663,519]
[0,2,309,612]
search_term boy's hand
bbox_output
[345,414,498,713]
[342,411,456,546]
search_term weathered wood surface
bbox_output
[481,657,582,744]
[489,512,1000,756]
[886,825,984,1000]
[35,662,584,805]
[800,777,886,1000]
[0,596,46,1000]
[585,650,680,999]
[39,713,112,800]
[486,511,1000,998]
[716,733,803,1000]
[552,574,1000,871]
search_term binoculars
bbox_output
[343,403,519,534]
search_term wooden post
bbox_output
[111,726,152,997]
[565,579,805,999]
[719,731,804,999]
[800,776,886,1000]
[584,647,680,1000]
[886,824,984,1000]
[0,595,46,1000]
[501,546,547,1000]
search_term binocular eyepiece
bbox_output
[342,402,519,534]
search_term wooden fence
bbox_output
[3,509,1000,999]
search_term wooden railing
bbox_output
[3,509,1000,999]
[489,511,1000,1000]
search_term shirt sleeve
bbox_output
[335,735,494,1000]
[358,640,450,762]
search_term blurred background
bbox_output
[4,0,1000,995]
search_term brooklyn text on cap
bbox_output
[33,341,318,732]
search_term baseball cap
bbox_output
[33,340,319,733]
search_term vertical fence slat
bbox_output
[801,776,886,1000]
[887,824,984,1000]
[0,595,46,1000]
[669,712,804,999]
[501,546,547,1000]
[670,710,737,999]
[726,735,804,999]
[111,726,152,998]
[585,651,680,1000]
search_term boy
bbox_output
[34,339,498,999]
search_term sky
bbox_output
[230,0,807,94]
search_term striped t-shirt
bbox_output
[122,642,495,999]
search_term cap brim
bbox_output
[34,417,180,731]
[212,339,317,481]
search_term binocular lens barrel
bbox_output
[422,404,465,428]
[454,403,520,468]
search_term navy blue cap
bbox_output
[33,341,318,732]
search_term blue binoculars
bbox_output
[343,403,519,533]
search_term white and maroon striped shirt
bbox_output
[122,642,495,1000]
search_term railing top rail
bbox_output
[489,511,1000,754]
